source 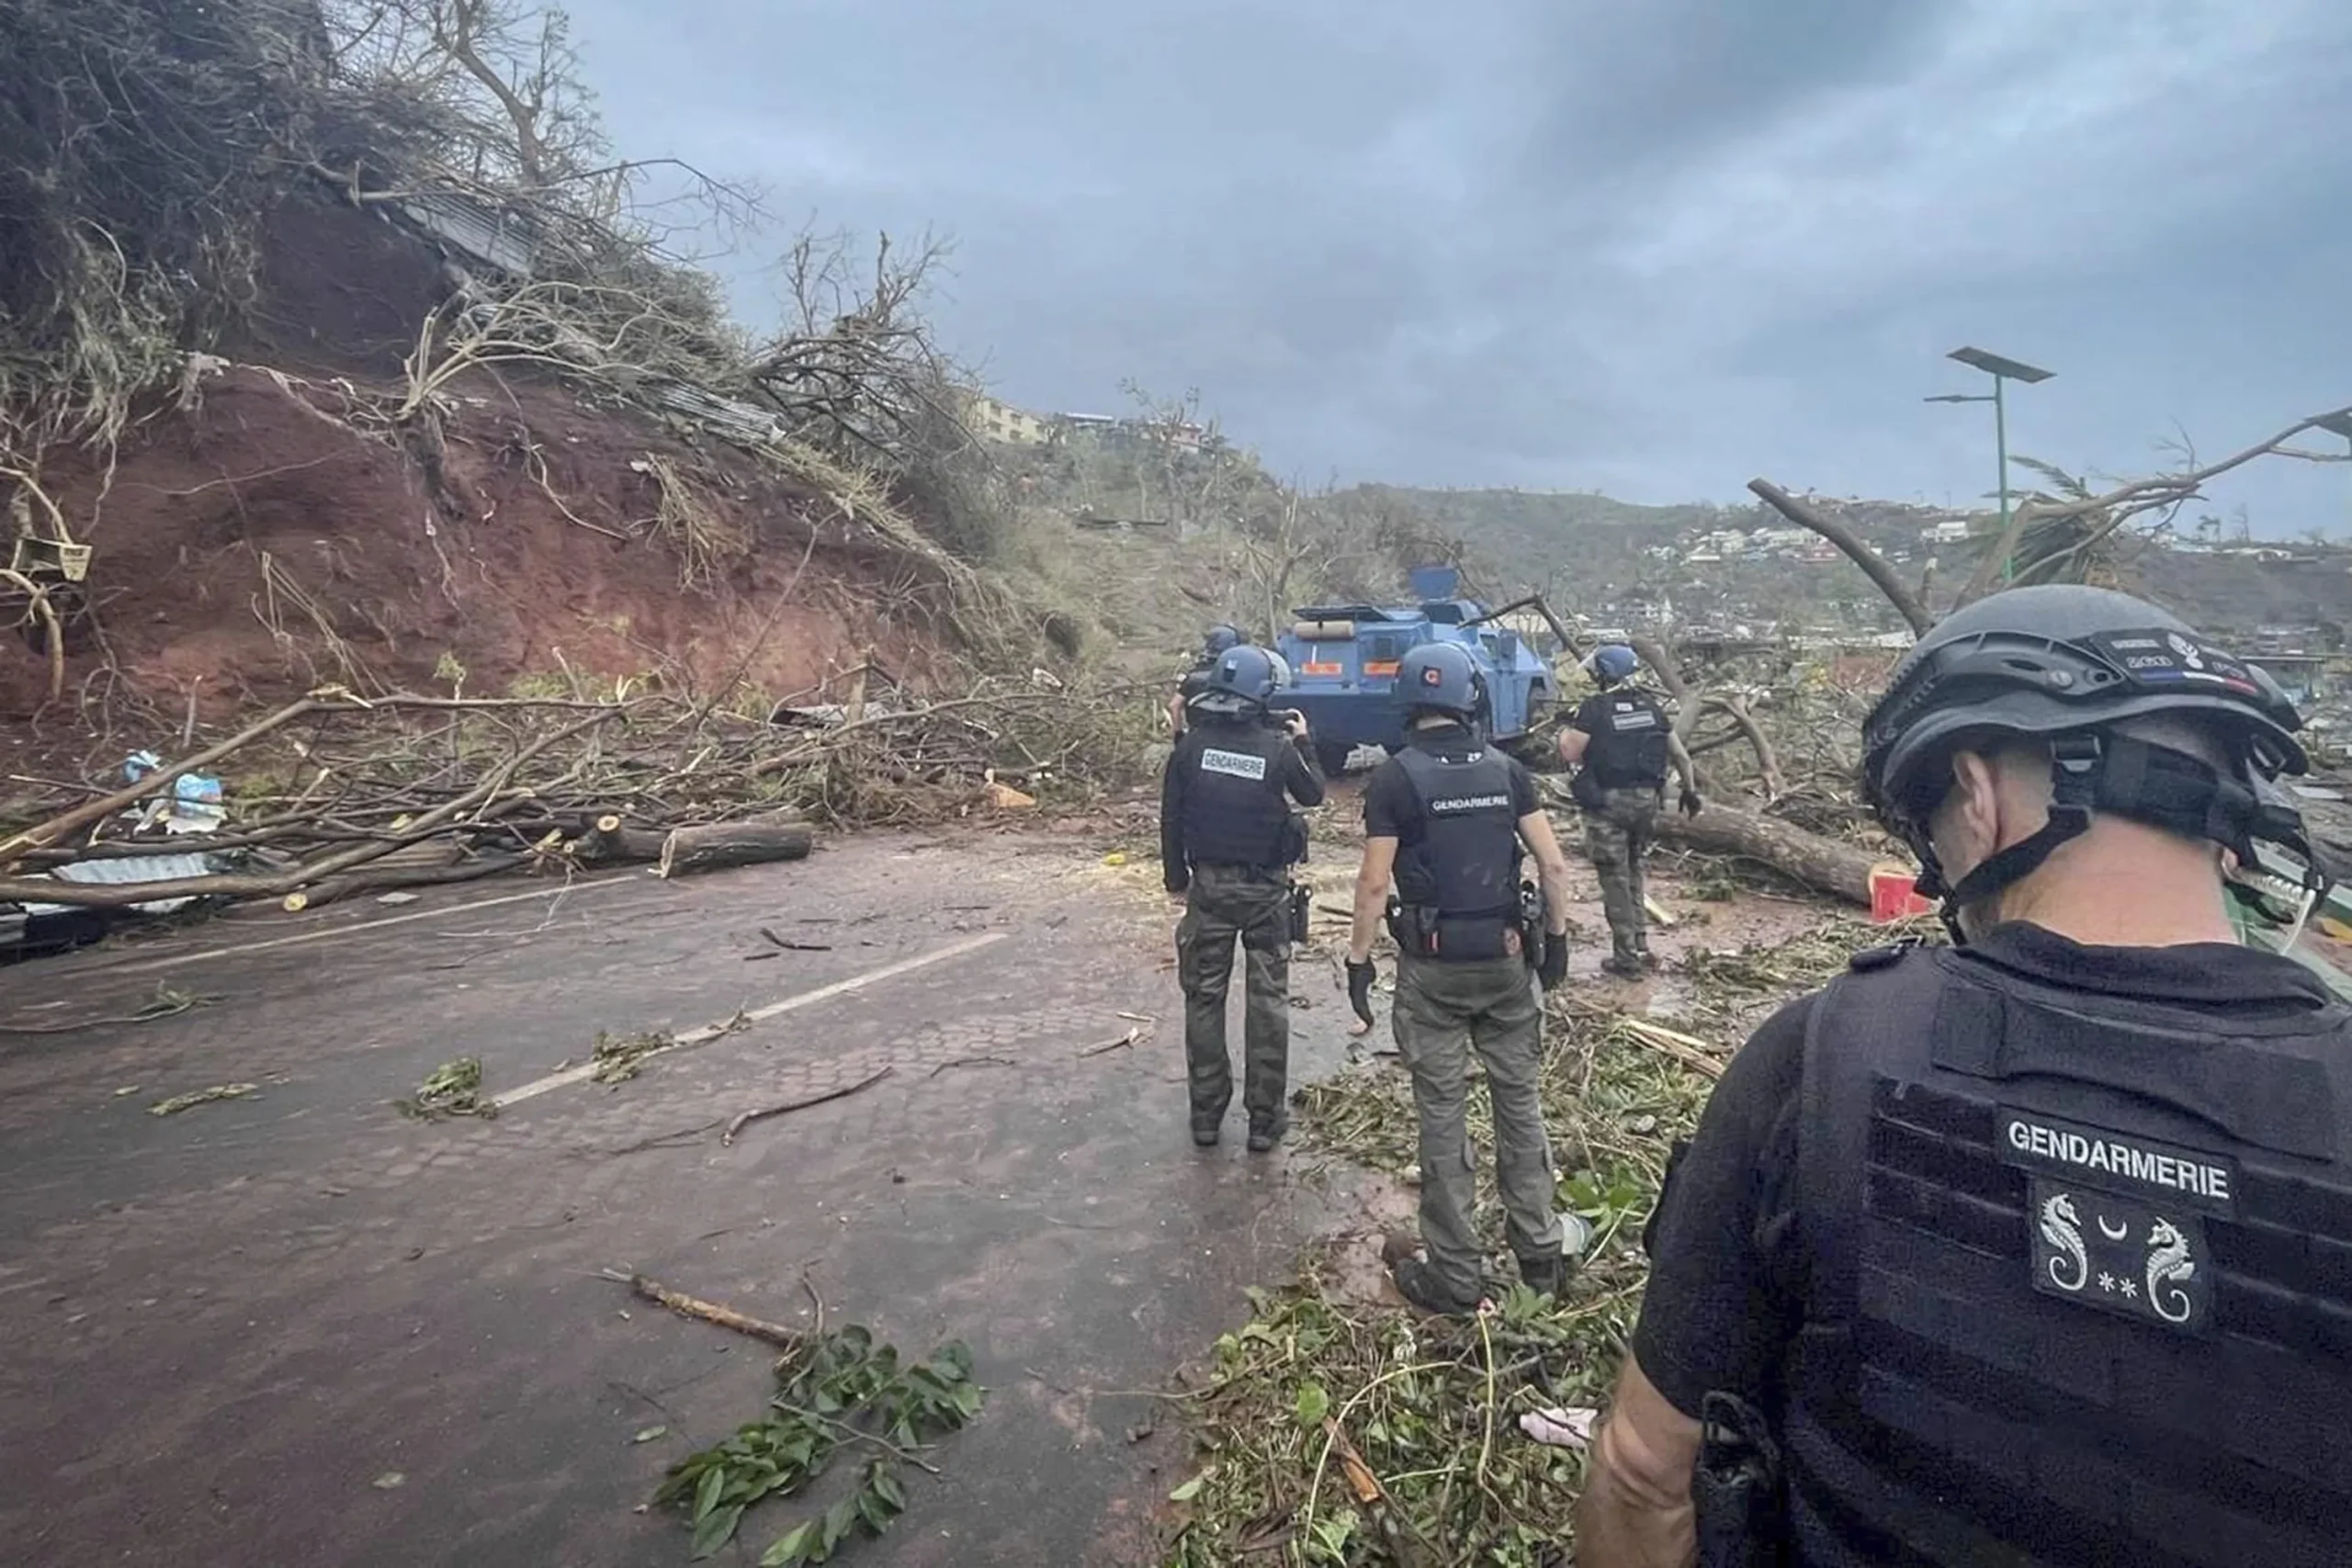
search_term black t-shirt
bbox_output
[1362,725,1540,841]
[1630,921,2339,1420]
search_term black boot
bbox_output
[1246,1113,1289,1153]
[1518,1252,1566,1301]
[1381,1234,1483,1315]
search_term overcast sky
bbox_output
[566,0,2352,531]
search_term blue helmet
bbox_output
[1397,641,1480,718]
[1589,644,1639,684]
[1196,644,1285,713]
[1202,624,1244,658]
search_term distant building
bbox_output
[967,394,1051,445]
[1922,519,1974,545]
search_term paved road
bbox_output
[0,831,1371,1566]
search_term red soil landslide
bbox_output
[1,198,944,724]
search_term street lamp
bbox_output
[1928,345,2055,583]
[2315,411,2352,530]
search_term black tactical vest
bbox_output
[1783,945,2352,1567]
[1391,741,1522,960]
[1582,689,1671,788]
[1177,718,1297,871]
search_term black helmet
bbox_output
[1860,585,2317,926]
[1202,624,1244,658]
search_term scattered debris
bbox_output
[653,1325,984,1566]
[370,1472,406,1491]
[760,927,831,952]
[148,1082,257,1117]
[720,1065,894,1147]
[396,1058,494,1121]
[591,1029,674,1086]
[1170,917,1879,1565]
[632,1426,669,1445]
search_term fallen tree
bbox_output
[0,674,1158,917]
[1653,803,1876,906]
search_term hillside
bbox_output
[1354,481,2352,644]
[0,1,1077,730]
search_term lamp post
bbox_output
[2314,412,2352,530]
[1928,345,2054,583]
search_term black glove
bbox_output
[1346,958,1377,1028]
[1538,931,1568,989]
[1679,787,1703,818]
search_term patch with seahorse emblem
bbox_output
[2001,1110,2226,1335]
[2024,1179,2212,1334]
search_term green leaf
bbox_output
[690,1501,746,1560]
[692,1463,727,1523]
[1168,1469,1213,1503]
[870,1464,909,1512]
[821,1495,860,1550]
[758,1519,821,1568]
[1295,1382,1330,1427]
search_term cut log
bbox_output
[1651,803,1876,906]
[658,820,815,880]
[573,813,670,864]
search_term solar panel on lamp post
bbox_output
[1927,346,2055,584]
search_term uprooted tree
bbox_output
[1621,403,2352,903]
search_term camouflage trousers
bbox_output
[1583,785,1661,964]
[1393,953,1563,1300]
[1177,863,1293,1129]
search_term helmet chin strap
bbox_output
[1906,733,2327,947]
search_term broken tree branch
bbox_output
[609,1270,806,1349]
[1747,479,1934,637]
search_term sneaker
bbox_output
[1246,1116,1289,1153]
[1389,1252,1484,1317]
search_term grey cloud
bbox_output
[569,0,2352,531]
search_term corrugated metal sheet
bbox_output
[23,852,225,917]
[650,381,783,446]
[395,190,537,277]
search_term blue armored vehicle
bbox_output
[1274,566,1563,775]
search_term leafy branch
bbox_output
[654,1325,985,1565]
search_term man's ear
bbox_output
[1945,749,2007,861]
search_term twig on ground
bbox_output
[720,1065,894,1145]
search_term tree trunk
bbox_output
[1652,803,1876,906]
[658,821,815,880]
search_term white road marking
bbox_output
[48,877,643,979]
[490,931,1010,1108]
